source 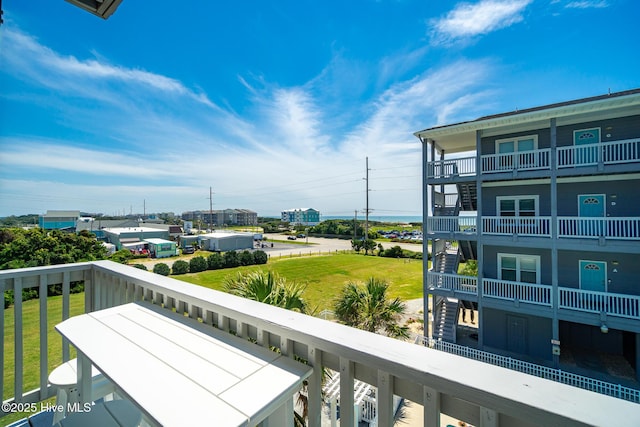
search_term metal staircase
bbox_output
[430,182,478,343]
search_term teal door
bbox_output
[578,194,605,217]
[574,128,600,165]
[579,261,607,292]
[578,195,605,236]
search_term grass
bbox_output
[3,293,85,424]
[175,253,426,312]
[2,253,425,423]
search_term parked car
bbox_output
[297,233,306,238]
[182,246,195,254]
[287,236,297,240]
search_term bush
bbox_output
[110,249,133,264]
[253,250,268,265]
[189,256,208,273]
[4,290,14,309]
[207,253,225,270]
[171,260,189,275]
[223,251,240,268]
[239,250,254,266]
[378,245,423,260]
[132,264,148,270]
[153,263,170,276]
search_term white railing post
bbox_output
[377,370,393,427]
[339,357,355,426]
[423,385,441,427]
[306,347,323,427]
[14,276,23,402]
[38,274,48,401]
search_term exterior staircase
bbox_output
[457,182,477,211]
[433,296,459,343]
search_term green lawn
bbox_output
[2,253,425,423]
[176,253,426,312]
[3,293,85,424]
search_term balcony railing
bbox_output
[426,156,476,179]
[558,217,640,239]
[426,138,640,180]
[481,149,551,174]
[482,279,552,306]
[559,288,640,320]
[425,216,477,234]
[558,138,640,168]
[426,272,478,294]
[1,261,638,426]
[483,216,551,237]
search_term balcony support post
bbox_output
[306,347,323,427]
[476,129,484,347]
[423,385,441,427]
[550,117,561,368]
[377,370,394,426]
[339,357,355,426]
[480,407,498,427]
[39,274,48,400]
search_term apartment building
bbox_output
[415,89,640,383]
[281,208,321,226]
[181,209,257,226]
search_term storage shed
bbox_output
[144,238,178,258]
[198,231,254,252]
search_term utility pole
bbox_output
[209,187,213,233]
[364,157,370,240]
[354,210,358,240]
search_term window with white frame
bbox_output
[496,135,538,154]
[497,195,538,217]
[498,254,540,283]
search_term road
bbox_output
[260,233,424,258]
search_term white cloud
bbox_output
[1,26,497,217]
[430,0,532,45]
[565,1,609,8]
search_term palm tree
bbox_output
[334,277,409,339]
[223,270,309,426]
[223,270,307,313]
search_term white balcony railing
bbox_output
[426,156,476,179]
[483,216,551,237]
[427,272,478,294]
[482,279,552,306]
[2,261,639,427]
[481,149,551,173]
[558,138,640,168]
[558,217,640,239]
[425,216,477,234]
[559,288,640,320]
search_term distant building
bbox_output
[38,210,80,230]
[144,238,178,258]
[181,209,258,226]
[281,208,320,226]
[197,231,254,252]
[102,227,169,250]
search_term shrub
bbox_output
[189,256,208,273]
[253,250,268,265]
[132,264,148,271]
[110,249,133,264]
[207,253,225,270]
[223,251,240,268]
[171,260,189,275]
[153,263,170,276]
[239,250,254,266]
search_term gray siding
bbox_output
[481,185,550,216]
[557,179,640,216]
[480,128,551,155]
[482,246,552,284]
[484,308,553,361]
[557,250,640,296]
[556,114,640,148]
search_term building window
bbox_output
[495,135,538,154]
[498,254,540,283]
[573,128,600,145]
[497,196,538,217]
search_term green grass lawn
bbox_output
[2,253,425,423]
[176,253,426,312]
[3,293,85,424]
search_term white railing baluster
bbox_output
[14,277,23,402]
[38,274,48,401]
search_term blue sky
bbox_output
[1,0,638,218]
